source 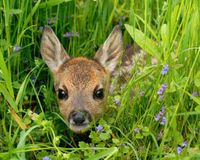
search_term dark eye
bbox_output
[93,88,104,100]
[58,89,68,100]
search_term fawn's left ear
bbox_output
[40,26,70,73]
[94,26,123,73]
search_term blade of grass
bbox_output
[125,24,161,61]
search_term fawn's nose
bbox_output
[69,111,90,125]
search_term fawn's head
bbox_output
[40,26,123,133]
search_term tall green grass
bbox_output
[0,0,199,159]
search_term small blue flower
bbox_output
[96,125,103,132]
[43,156,51,160]
[115,99,121,106]
[155,113,161,121]
[160,116,166,125]
[192,91,198,97]
[160,107,165,115]
[31,76,36,83]
[134,127,139,134]
[47,19,52,25]
[161,64,169,75]
[63,32,79,38]
[157,88,164,95]
[176,146,183,154]
[181,141,187,148]
[13,45,22,53]
[155,107,165,122]
[161,83,167,89]
[157,83,167,95]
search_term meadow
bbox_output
[0,0,200,159]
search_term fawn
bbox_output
[40,26,124,134]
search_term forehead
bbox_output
[56,57,107,88]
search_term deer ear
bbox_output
[94,26,123,73]
[40,26,70,72]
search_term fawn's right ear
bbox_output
[40,26,70,72]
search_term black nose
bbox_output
[70,111,86,125]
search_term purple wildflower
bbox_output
[31,76,36,83]
[63,32,79,38]
[176,140,187,154]
[43,156,51,160]
[181,141,187,148]
[157,89,163,95]
[161,64,169,75]
[65,32,71,37]
[155,107,165,122]
[160,116,166,125]
[161,83,167,89]
[115,99,121,106]
[176,146,183,154]
[155,113,161,121]
[96,125,103,132]
[126,44,132,49]
[192,91,198,97]
[157,83,167,95]
[160,107,165,115]
[134,128,139,134]
[47,19,52,25]
[13,45,22,52]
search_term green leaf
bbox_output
[86,147,118,160]
[0,50,14,97]
[161,24,168,48]
[167,80,177,93]
[17,125,40,159]
[39,0,72,8]
[136,133,143,139]
[184,91,200,105]
[125,24,161,61]
[195,105,200,112]
[15,68,35,106]
[142,126,150,136]
[99,132,111,141]
[194,71,200,87]
[8,9,22,14]
[0,83,18,112]
[22,0,42,31]
[89,131,101,143]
